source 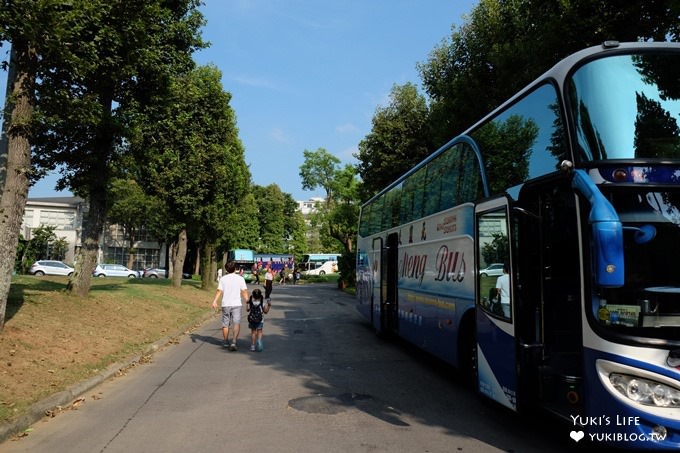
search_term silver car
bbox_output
[94,264,140,278]
[479,263,504,277]
[29,260,74,277]
[142,267,167,278]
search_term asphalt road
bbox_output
[0,282,579,453]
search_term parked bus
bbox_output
[254,254,294,272]
[226,249,255,281]
[301,253,341,272]
[356,42,680,449]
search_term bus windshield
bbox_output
[596,187,680,339]
[570,52,680,162]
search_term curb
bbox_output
[0,310,217,444]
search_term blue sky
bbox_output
[2,0,476,201]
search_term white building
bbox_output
[22,197,86,264]
[296,197,324,215]
[22,196,166,269]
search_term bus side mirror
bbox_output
[591,220,624,287]
[571,169,625,288]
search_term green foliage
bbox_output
[299,148,341,201]
[221,192,261,253]
[131,64,251,276]
[252,184,287,253]
[481,233,509,266]
[299,150,360,255]
[1,0,207,295]
[355,83,432,200]
[337,249,356,287]
[19,225,68,272]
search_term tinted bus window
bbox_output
[569,53,680,161]
[471,82,566,195]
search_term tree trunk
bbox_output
[168,241,175,277]
[126,229,137,270]
[0,44,34,331]
[67,193,105,297]
[199,241,217,290]
[193,248,200,276]
[171,228,187,287]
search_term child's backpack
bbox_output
[248,299,264,324]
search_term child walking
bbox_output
[246,288,271,352]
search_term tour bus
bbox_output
[302,260,338,276]
[226,249,255,281]
[301,253,341,272]
[356,42,680,449]
[254,254,294,272]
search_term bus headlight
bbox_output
[610,373,680,407]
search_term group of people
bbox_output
[211,261,272,353]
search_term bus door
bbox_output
[475,198,518,411]
[514,176,584,419]
[370,237,382,331]
[380,233,399,334]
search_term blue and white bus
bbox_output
[356,42,680,449]
[227,249,255,280]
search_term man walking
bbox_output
[212,261,249,350]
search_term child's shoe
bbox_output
[250,344,256,352]
[256,340,263,352]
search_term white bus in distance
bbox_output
[302,260,338,276]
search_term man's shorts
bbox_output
[221,306,242,327]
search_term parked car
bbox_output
[143,267,193,279]
[479,263,504,278]
[93,264,140,278]
[29,260,74,277]
[143,267,167,278]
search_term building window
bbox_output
[39,210,76,230]
[105,247,161,270]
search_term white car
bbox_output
[29,260,74,277]
[94,264,140,278]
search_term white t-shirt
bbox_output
[217,273,247,307]
[496,273,510,305]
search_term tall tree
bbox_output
[253,184,287,254]
[281,192,307,260]
[355,83,432,200]
[0,0,86,327]
[132,65,250,288]
[299,148,341,203]
[299,149,359,255]
[0,42,33,331]
[14,0,206,297]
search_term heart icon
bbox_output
[570,430,585,442]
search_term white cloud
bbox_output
[232,75,278,90]
[270,127,289,143]
[335,123,358,134]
